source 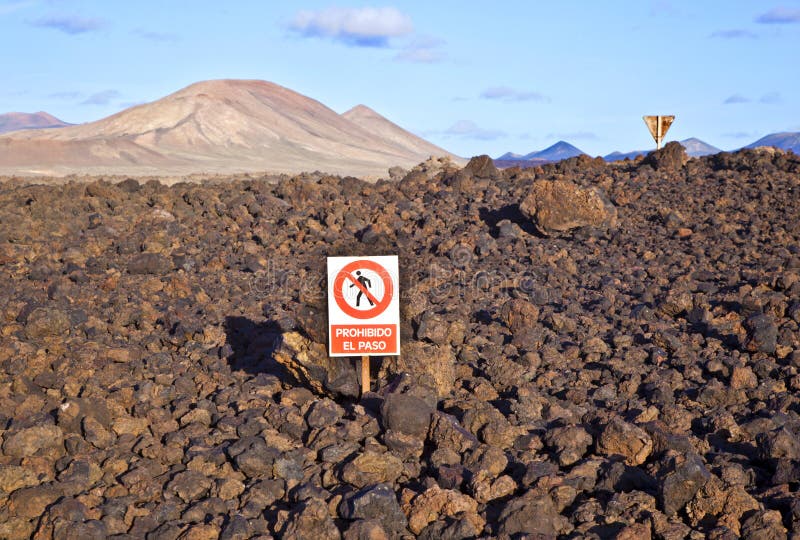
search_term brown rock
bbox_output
[659,453,712,516]
[178,524,221,540]
[111,416,150,436]
[128,252,173,274]
[166,470,213,503]
[382,341,455,397]
[341,451,403,488]
[640,141,689,171]
[519,179,617,235]
[740,509,787,540]
[343,520,389,540]
[0,517,36,540]
[596,417,653,466]
[429,412,479,454]
[380,392,433,439]
[463,155,499,179]
[498,488,571,537]
[82,416,115,449]
[0,465,40,494]
[3,424,64,458]
[616,522,652,540]
[405,485,484,535]
[273,331,359,398]
[9,483,63,518]
[730,365,758,390]
[545,425,593,466]
[499,298,540,333]
[685,475,759,534]
[24,308,70,340]
[468,471,516,503]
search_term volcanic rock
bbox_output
[1,148,799,537]
[273,331,360,398]
[340,451,404,488]
[519,179,617,235]
[641,141,689,171]
[658,453,712,516]
[23,307,70,339]
[405,485,483,535]
[544,425,593,466]
[339,483,407,536]
[282,498,340,540]
[462,155,499,180]
[380,392,434,439]
[497,488,570,536]
[596,417,654,466]
[3,424,64,458]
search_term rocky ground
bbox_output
[1,143,800,539]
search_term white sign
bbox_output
[327,255,400,357]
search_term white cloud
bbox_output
[756,7,800,24]
[444,120,506,140]
[723,94,750,104]
[480,86,550,103]
[31,15,105,34]
[81,89,120,105]
[395,36,445,63]
[290,7,413,47]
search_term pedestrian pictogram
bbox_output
[327,256,400,359]
[352,272,373,307]
[332,259,394,320]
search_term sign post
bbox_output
[643,115,675,150]
[361,355,370,395]
[327,256,400,395]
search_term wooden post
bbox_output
[361,355,370,395]
[656,115,662,150]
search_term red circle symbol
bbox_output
[333,260,393,319]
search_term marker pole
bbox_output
[361,355,370,395]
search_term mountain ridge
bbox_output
[0,112,71,134]
[604,137,722,161]
[496,140,585,162]
[745,132,800,154]
[0,79,458,177]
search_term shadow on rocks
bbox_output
[223,315,290,380]
[478,204,542,238]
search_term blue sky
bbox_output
[1,0,798,157]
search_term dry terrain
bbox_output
[1,144,800,538]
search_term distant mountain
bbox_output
[341,104,447,159]
[0,80,459,177]
[605,137,721,161]
[0,112,70,134]
[680,138,721,157]
[745,132,800,153]
[495,141,586,163]
[527,141,586,161]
